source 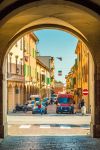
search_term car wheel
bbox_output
[72,111,74,114]
[70,111,74,114]
[56,111,59,114]
[23,107,27,112]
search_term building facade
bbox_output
[7,32,54,112]
[24,33,39,100]
[37,56,55,88]
[36,58,51,98]
[7,38,25,112]
[7,33,39,111]
[65,40,91,113]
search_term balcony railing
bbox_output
[7,73,25,82]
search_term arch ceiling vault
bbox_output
[0,0,100,138]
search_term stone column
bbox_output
[91,63,100,137]
[0,71,4,138]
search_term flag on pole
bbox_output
[56,57,62,61]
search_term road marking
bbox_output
[19,125,31,128]
[60,125,71,129]
[80,126,90,130]
[40,125,50,128]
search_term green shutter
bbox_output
[24,64,26,76]
[27,65,30,76]
[27,65,28,76]
[28,66,30,76]
[46,78,51,84]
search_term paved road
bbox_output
[7,104,91,136]
[0,105,94,150]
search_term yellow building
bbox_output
[24,33,39,100]
[75,41,90,112]
[7,33,39,112]
[50,57,55,88]
[65,71,73,93]
[36,58,51,98]
[7,37,25,112]
[7,32,54,111]
[65,40,90,112]
[37,56,55,91]
[65,63,77,95]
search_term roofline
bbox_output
[29,32,39,42]
[36,58,50,71]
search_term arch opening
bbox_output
[3,27,94,138]
[0,0,99,139]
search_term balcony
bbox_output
[7,73,24,82]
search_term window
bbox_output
[24,64,27,76]
[42,74,45,82]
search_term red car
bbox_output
[56,94,74,114]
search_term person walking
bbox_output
[80,98,86,115]
[38,100,43,115]
[80,98,85,108]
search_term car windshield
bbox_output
[58,97,70,104]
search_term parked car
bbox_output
[13,104,25,113]
[23,95,41,112]
[30,94,40,101]
[32,102,47,114]
[23,100,35,112]
[43,97,49,105]
[50,94,57,104]
[56,94,74,114]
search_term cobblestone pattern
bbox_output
[0,136,100,150]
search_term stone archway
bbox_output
[0,0,100,138]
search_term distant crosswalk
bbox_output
[8,124,90,130]
[19,125,31,128]
[40,125,50,128]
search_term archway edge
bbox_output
[3,23,95,69]
[0,0,100,139]
[1,0,99,67]
[0,0,99,27]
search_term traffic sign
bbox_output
[83,89,88,95]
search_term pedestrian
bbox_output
[38,100,43,115]
[80,97,86,115]
[80,98,85,108]
[81,105,86,115]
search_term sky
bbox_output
[34,29,78,84]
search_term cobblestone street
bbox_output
[0,105,93,149]
[1,136,100,150]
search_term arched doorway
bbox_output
[0,1,100,138]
